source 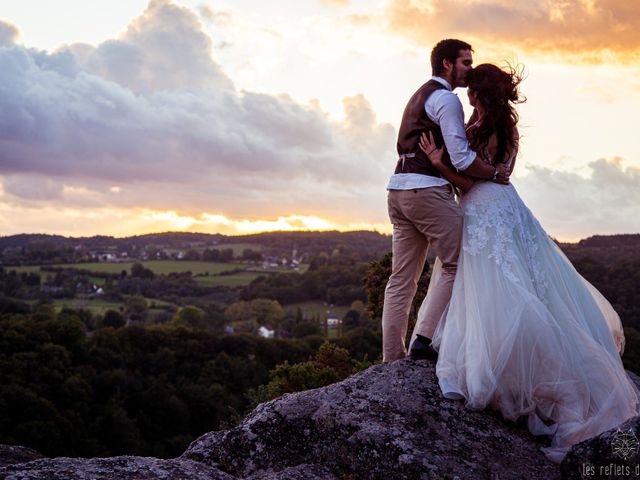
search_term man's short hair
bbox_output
[431,39,473,76]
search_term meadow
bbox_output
[284,300,350,320]
[55,298,175,315]
[12,260,247,275]
[7,259,312,294]
[207,242,263,254]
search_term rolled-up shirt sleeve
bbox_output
[425,91,476,171]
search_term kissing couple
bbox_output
[381,38,639,463]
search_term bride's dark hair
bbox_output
[466,63,525,164]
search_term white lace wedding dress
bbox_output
[422,150,640,463]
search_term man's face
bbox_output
[450,49,473,88]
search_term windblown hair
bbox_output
[466,63,525,164]
[430,39,473,77]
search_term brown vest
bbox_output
[395,79,454,176]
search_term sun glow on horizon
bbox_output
[0,205,392,238]
[144,210,393,236]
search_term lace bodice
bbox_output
[461,183,549,303]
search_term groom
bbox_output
[382,38,509,362]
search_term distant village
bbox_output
[87,245,303,271]
[0,235,305,271]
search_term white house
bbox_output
[258,326,275,338]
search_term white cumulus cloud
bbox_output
[0,0,396,228]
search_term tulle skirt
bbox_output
[422,182,639,462]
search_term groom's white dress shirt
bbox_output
[386,76,477,190]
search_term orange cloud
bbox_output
[386,0,640,61]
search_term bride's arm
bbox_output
[500,127,519,177]
[507,128,519,175]
[419,132,476,194]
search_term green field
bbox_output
[88,276,107,286]
[8,261,308,288]
[7,265,42,275]
[9,261,247,276]
[214,243,263,255]
[194,271,265,287]
[51,297,177,316]
[52,299,123,315]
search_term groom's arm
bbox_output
[427,92,508,182]
[464,158,508,181]
[434,165,477,194]
[419,132,475,193]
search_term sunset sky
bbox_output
[1,0,639,241]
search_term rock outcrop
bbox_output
[0,456,235,480]
[0,446,43,469]
[2,359,640,479]
[182,358,559,480]
[562,414,640,480]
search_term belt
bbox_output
[398,153,416,170]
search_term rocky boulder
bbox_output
[183,358,560,479]
[562,416,640,479]
[0,446,43,469]
[0,455,235,480]
[3,359,640,479]
[557,370,640,479]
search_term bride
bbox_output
[417,63,640,463]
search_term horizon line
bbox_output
[2,230,639,245]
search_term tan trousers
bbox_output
[382,186,463,362]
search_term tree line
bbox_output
[0,302,380,458]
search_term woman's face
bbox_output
[467,88,477,107]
